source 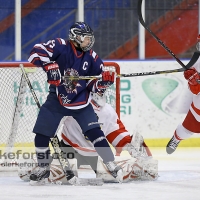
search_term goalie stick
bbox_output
[19,64,103,186]
[137,0,200,70]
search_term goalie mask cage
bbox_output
[0,62,120,169]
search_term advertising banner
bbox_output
[116,59,200,142]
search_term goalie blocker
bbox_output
[18,155,158,184]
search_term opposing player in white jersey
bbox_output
[166,36,200,154]
[60,92,150,157]
[18,92,158,183]
[58,91,158,182]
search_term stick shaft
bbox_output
[137,0,200,70]
[20,63,75,181]
[62,68,185,80]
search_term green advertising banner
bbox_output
[117,60,200,147]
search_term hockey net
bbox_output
[0,62,120,171]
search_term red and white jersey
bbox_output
[185,60,200,132]
[187,59,200,96]
[175,60,200,138]
[61,102,131,156]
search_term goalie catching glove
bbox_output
[44,61,61,86]
[95,71,115,92]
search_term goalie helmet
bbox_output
[69,22,95,51]
[91,91,106,107]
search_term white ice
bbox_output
[1,148,200,200]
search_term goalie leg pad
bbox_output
[18,158,78,185]
[96,157,138,182]
[96,156,158,182]
[137,157,158,180]
[96,157,120,183]
[48,158,78,185]
[17,157,38,182]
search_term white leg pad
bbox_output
[96,156,158,182]
[18,157,78,185]
[137,157,158,180]
[49,158,78,184]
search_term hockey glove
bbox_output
[96,71,115,91]
[44,61,61,86]
[184,67,200,86]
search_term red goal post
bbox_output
[0,61,120,162]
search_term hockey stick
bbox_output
[62,67,185,80]
[137,0,200,70]
[62,53,200,81]
[62,56,199,80]
[19,64,103,186]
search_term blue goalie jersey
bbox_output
[28,38,104,109]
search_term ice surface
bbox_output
[1,148,200,200]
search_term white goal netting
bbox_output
[0,62,120,170]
